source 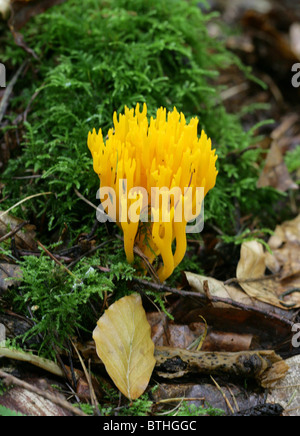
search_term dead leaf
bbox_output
[290,23,300,58]
[236,240,266,280]
[93,293,156,400]
[237,220,300,309]
[236,240,291,308]
[147,312,255,352]
[0,211,37,250]
[0,263,22,293]
[257,141,298,191]
[265,214,300,307]
[184,271,257,308]
[267,355,300,416]
[267,214,300,249]
[152,382,264,416]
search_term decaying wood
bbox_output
[2,338,288,389]
[154,346,289,388]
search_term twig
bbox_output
[226,384,239,412]
[37,240,81,283]
[0,220,28,244]
[224,272,281,286]
[74,188,99,213]
[12,175,42,180]
[130,276,295,328]
[23,86,43,123]
[67,239,114,269]
[0,369,87,416]
[0,61,27,124]
[196,315,208,351]
[210,376,234,414]
[0,192,52,219]
[114,234,161,283]
[70,339,100,415]
[155,397,205,405]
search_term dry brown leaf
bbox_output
[290,23,300,58]
[268,214,300,249]
[265,214,300,307]
[236,240,288,308]
[257,141,298,192]
[93,293,156,400]
[0,263,22,293]
[267,355,300,416]
[237,222,300,309]
[0,212,37,250]
[184,271,257,308]
[147,311,255,352]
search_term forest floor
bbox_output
[0,0,299,417]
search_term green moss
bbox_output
[1,0,281,239]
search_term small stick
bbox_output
[74,188,99,213]
[37,241,81,283]
[70,339,100,413]
[210,376,234,414]
[196,315,208,352]
[0,62,27,124]
[0,192,52,219]
[0,220,28,244]
[226,384,239,412]
[156,397,205,405]
[115,273,295,328]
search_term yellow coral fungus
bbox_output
[88,103,218,282]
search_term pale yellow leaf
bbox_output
[93,293,155,400]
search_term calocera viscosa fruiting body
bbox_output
[88,103,218,281]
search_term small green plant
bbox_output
[119,393,154,416]
[221,228,274,252]
[285,145,300,176]
[171,401,225,417]
[11,253,115,357]
[0,405,27,417]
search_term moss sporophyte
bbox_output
[88,103,218,282]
